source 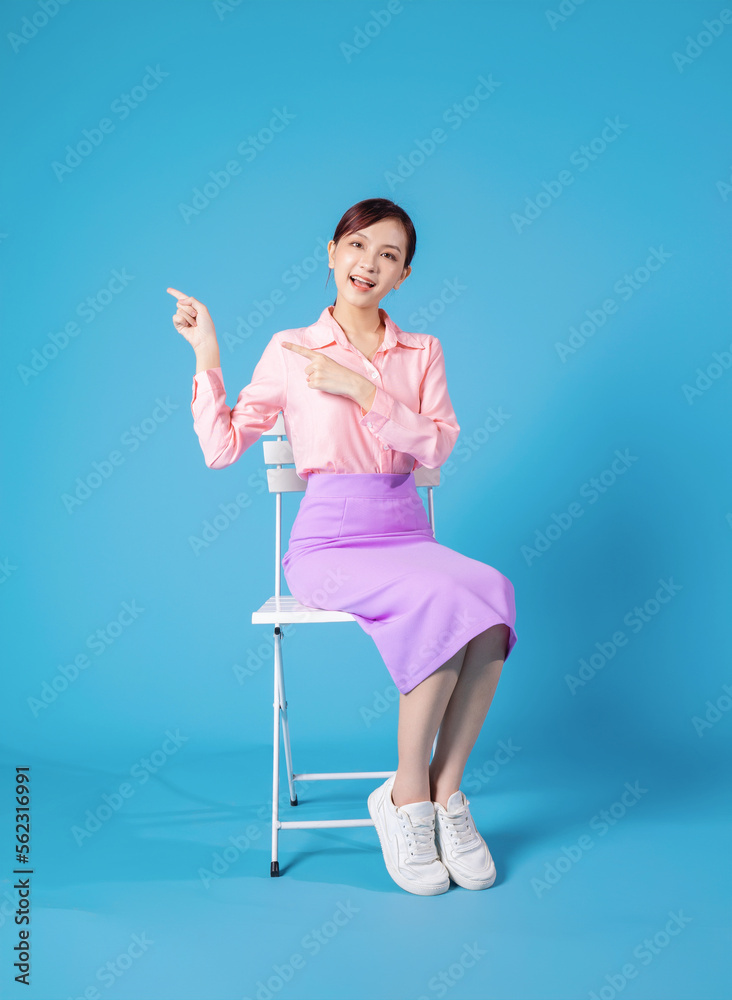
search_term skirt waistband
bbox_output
[305,472,416,499]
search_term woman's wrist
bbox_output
[194,339,221,375]
[352,376,376,413]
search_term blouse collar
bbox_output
[302,305,425,352]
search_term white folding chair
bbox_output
[251,412,441,876]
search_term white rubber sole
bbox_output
[440,858,496,891]
[435,829,497,890]
[367,784,450,896]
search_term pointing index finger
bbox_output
[281,342,318,357]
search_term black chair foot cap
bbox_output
[290,796,298,806]
[270,861,280,877]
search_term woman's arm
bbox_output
[168,287,285,470]
[357,336,460,469]
[191,333,286,469]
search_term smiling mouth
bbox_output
[350,275,376,289]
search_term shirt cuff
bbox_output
[359,386,393,432]
[191,367,223,405]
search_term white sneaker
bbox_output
[433,790,497,890]
[367,774,450,895]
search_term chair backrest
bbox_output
[260,412,441,597]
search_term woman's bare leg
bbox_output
[429,623,510,809]
[391,645,467,808]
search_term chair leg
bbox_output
[274,625,298,807]
[271,637,281,877]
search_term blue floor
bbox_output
[2,741,727,1000]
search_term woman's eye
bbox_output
[351,241,396,260]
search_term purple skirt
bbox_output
[282,472,517,695]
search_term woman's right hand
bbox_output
[167,287,218,351]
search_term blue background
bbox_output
[2,0,730,997]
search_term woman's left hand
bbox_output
[281,341,374,407]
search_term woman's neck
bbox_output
[330,301,384,344]
[329,303,385,363]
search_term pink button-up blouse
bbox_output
[190,304,461,479]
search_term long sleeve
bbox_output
[190,332,286,469]
[358,336,460,469]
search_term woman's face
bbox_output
[328,218,411,305]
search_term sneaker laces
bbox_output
[396,809,439,863]
[441,803,481,854]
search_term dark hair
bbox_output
[325,198,416,303]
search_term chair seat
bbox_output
[251,595,356,624]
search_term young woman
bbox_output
[168,198,517,897]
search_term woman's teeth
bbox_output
[350,276,374,289]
